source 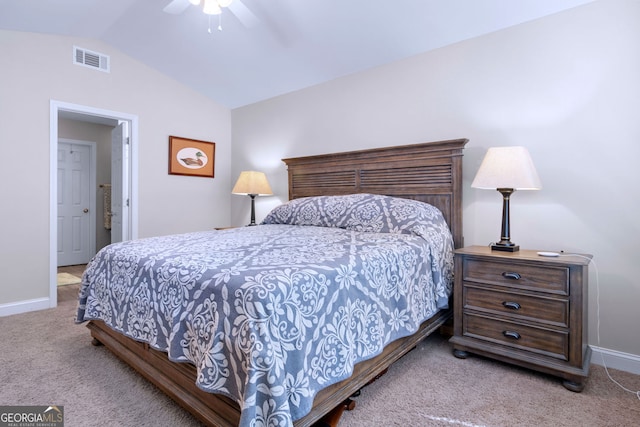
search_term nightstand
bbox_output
[449,246,592,392]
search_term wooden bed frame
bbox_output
[87,138,468,426]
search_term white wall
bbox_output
[231,0,640,359]
[0,30,231,308]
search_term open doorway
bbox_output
[49,100,139,307]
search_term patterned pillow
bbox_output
[262,193,452,240]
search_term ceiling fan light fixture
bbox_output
[203,0,222,15]
[217,0,234,7]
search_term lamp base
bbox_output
[248,194,257,226]
[491,243,520,252]
[492,188,519,252]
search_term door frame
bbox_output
[49,100,139,307]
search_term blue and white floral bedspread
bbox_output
[76,194,453,426]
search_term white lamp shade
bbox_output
[471,146,542,190]
[232,171,273,195]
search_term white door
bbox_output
[57,141,95,266]
[110,122,128,243]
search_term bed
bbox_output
[76,138,467,426]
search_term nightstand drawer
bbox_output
[464,286,569,327]
[463,259,569,295]
[463,313,569,360]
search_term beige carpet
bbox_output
[339,337,640,427]
[0,297,638,426]
[56,272,81,287]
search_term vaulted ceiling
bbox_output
[0,0,595,108]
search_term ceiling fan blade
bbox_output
[163,0,191,15]
[228,0,259,28]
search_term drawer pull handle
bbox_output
[502,272,521,280]
[503,330,521,340]
[502,301,521,310]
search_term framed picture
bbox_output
[168,136,215,178]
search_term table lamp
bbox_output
[471,146,541,252]
[232,171,273,226]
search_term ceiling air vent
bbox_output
[73,46,110,73]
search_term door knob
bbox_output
[83,208,89,213]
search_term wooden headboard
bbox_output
[282,138,468,248]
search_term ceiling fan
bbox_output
[163,0,259,29]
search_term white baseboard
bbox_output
[590,345,640,375]
[0,297,51,317]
